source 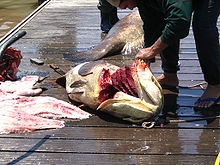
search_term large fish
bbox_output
[58,60,163,123]
[68,11,144,61]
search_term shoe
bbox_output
[194,97,220,110]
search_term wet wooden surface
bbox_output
[0,0,220,164]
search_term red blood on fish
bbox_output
[111,69,126,92]
[111,67,138,96]
[98,85,117,102]
[119,67,136,96]
[0,47,22,81]
[98,65,138,102]
[124,66,138,97]
[98,68,117,102]
[131,60,148,72]
[98,68,111,88]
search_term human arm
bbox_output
[135,0,193,60]
[135,37,168,60]
[161,0,193,45]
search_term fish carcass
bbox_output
[59,60,163,123]
[68,11,144,61]
[0,75,91,134]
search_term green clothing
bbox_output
[138,0,193,45]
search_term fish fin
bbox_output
[70,80,88,88]
[97,99,115,110]
[56,75,66,87]
[78,61,106,76]
[121,37,144,55]
[68,88,85,94]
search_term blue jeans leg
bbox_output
[192,0,220,85]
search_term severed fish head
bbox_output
[63,60,163,123]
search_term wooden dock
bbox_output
[0,0,219,164]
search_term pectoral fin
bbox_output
[70,80,88,88]
[56,75,66,87]
[78,60,106,76]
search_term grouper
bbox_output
[58,60,163,123]
[69,11,144,61]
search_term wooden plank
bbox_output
[0,152,216,165]
[0,125,219,139]
[0,129,219,156]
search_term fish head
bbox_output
[65,60,163,123]
[65,61,119,109]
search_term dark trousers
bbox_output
[192,0,220,85]
[97,0,118,32]
[137,1,180,73]
[97,0,117,13]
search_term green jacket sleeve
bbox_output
[160,0,193,45]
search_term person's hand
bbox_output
[135,37,168,61]
[135,47,157,60]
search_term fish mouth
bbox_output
[97,60,163,123]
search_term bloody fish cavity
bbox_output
[98,64,139,103]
